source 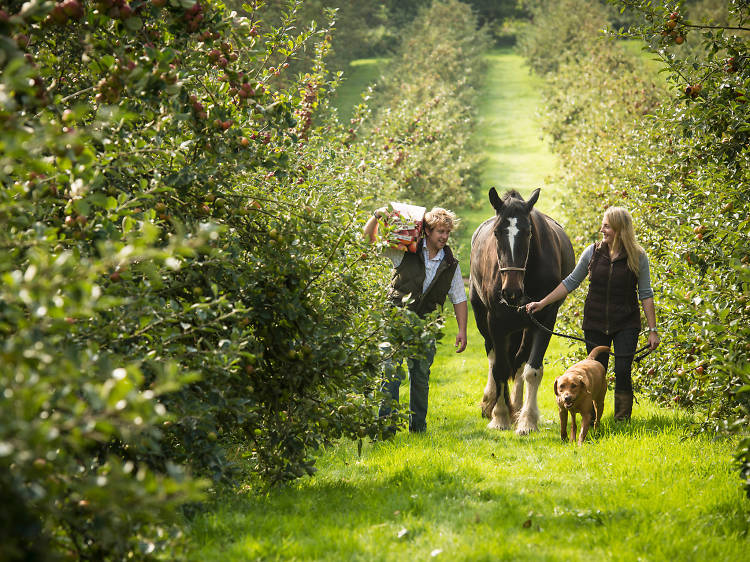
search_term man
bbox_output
[363,206,468,432]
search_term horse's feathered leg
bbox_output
[487,331,513,430]
[510,364,525,420]
[472,292,498,420]
[510,330,528,419]
[515,364,543,435]
[488,380,512,430]
[516,321,554,434]
[480,347,497,419]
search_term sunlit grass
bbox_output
[457,48,562,275]
[332,57,390,124]
[185,308,748,560]
[182,48,749,562]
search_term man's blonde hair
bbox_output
[424,207,459,232]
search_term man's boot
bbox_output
[614,391,633,421]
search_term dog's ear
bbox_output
[553,378,559,396]
[577,374,591,394]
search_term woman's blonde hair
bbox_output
[604,206,643,276]
[424,207,459,232]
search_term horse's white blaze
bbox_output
[507,217,519,263]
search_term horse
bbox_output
[470,188,574,434]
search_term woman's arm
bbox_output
[641,297,660,349]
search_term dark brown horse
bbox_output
[470,188,574,434]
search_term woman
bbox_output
[525,206,660,421]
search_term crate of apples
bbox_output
[381,202,425,253]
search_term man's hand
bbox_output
[454,300,468,353]
[455,331,467,353]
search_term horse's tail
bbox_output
[587,346,610,361]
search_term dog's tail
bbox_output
[587,345,610,361]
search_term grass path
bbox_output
[455,49,559,276]
[183,49,749,561]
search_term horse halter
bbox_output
[498,266,526,272]
[497,217,531,274]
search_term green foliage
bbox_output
[0,0,491,557]
[518,0,611,75]
[518,0,750,496]
[227,0,391,74]
[353,0,491,213]
[384,0,527,45]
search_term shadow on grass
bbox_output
[186,465,530,555]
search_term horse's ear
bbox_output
[525,188,541,211]
[489,187,503,213]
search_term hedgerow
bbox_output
[519,0,750,496]
[0,0,486,558]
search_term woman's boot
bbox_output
[614,391,633,421]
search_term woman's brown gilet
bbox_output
[583,242,641,334]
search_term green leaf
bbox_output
[125,16,143,32]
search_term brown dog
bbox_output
[554,346,610,445]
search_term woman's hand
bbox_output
[525,301,544,314]
[648,330,661,350]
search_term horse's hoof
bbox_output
[515,424,537,436]
[487,419,511,430]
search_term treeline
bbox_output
[519,0,750,495]
[235,0,524,70]
[0,0,487,559]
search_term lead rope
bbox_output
[518,306,653,363]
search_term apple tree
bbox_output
[519,0,750,496]
[0,0,457,558]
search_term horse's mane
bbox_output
[499,189,531,215]
[502,189,524,202]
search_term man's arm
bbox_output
[363,207,388,243]
[363,214,379,243]
[454,300,468,353]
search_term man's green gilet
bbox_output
[387,240,458,317]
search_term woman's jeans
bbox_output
[583,328,640,393]
[378,340,436,432]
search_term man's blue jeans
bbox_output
[378,341,436,432]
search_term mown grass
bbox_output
[457,48,561,276]
[182,48,749,561]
